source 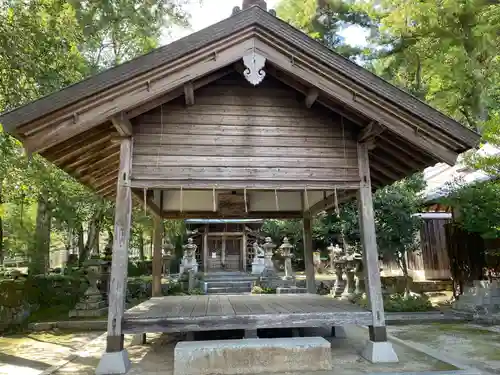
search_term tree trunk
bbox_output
[30,191,52,275]
[79,209,103,265]
[0,182,4,265]
[138,231,145,261]
[399,252,411,297]
[77,223,85,263]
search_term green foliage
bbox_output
[356,293,433,312]
[362,0,500,130]
[0,0,193,271]
[374,173,426,268]
[276,0,372,58]
[251,285,276,294]
[441,180,500,239]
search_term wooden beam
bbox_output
[357,142,387,338]
[131,190,162,218]
[161,211,304,219]
[302,215,316,293]
[184,82,195,106]
[130,180,360,191]
[256,40,459,165]
[358,121,384,142]
[22,37,256,153]
[106,137,133,353]
[152,190,164,297]
[267,65,366,127]
[126,68,234,119]
[370,162,401,181]
[304,87,319,109]
[111,115,133,136]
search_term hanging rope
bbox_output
[304,187,310,211]
[244,188,248,213]
[180,186,183,213]
[334,187,340,218]
[274,189,280,211]
[143,188,147,215]
[213,187,216,212]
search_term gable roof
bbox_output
[0,5,478,151]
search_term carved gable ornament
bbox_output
[243,51,266,86]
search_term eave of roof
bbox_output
[0,5,479,152]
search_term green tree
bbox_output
[0,0,193,273]
[363,0,500,130]
[373,173,426,294]
[276,0,372,58]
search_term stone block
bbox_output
[173,337,332,375]
[276,287,307,294]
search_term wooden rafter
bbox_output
[304,87,319,109]
[184,82,195,106]
[111,115,133,136]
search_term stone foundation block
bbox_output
[173,337,332,375]
[276,287,307,294]
[361,341,399,363]
[95,349,131,375]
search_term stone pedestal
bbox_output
[70,262,107,318]
[280,237,294,279]
[262,237,276,273]
[453,280,500,315]
[179,259,198,274]
[252,257,265,275]
[69,285,107,318]
[332,268,344,296]
[341,270,355,300]
[180,237,198,274]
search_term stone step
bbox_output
[207,286,252,294]
[174,337,332,375]
[206,281,254,287]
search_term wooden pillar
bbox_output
[303,216,316,293]
[203,226,208,272]
[357,142,387,342]
[106,137,133,353]
[152,190,163,297]
[242,232,247,272]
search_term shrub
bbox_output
[355,293,433,312]
[251,285,276,294]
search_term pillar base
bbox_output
[332,326,347,338]
[361,341,399,363]
[95,349,131,375]
[131,333,146,346]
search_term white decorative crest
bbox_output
[243,51,266,86]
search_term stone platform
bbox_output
[173,337,332,375]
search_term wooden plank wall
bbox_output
[420,218,451,279]
[131,74,359,188]
[380,218,452,280]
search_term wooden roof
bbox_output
[0,4,480,210]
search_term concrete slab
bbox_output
[173,337,332,375]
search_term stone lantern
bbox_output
[262,237,276,272]
[328,243,344,297]
[180,237,198,274]
[340,247,363,300]
[162,237,174,276]
[279,237,294,279]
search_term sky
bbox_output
[162,0,368,47]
